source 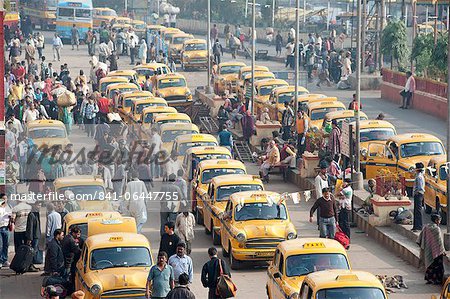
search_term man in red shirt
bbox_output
[96,93,110,124]
[12,62,26,83]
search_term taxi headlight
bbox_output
[289,292,299,299]
[90,284,101,295]
[185,90,191,96]
[408,166,415,173]
[287,232,296,240]
[236,233,246,243]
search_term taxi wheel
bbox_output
[212,224,221,245]
[230,247,242,270]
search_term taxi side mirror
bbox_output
[273,272,281,279]
[360,148,368,160]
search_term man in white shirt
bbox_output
[129,35,138,65]
[175,212,195,255]
[149,128,162,178]
[400,71,416,109]
[314,164,329,225]
[23,102,39,123]
[0,194,12,268]
[12,200,32,251]
[52,33,63,61]
[98,41,111,63]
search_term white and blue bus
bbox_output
[56,0,93,42]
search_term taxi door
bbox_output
[267,249,286,299]
[203,184,214,231]
[424,162,439,210]
[75,246,89,293]
[196,171,207,218]
[220,201,233,252]
[299,282,314,299]
[365,142,398,179]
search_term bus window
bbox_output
[76,9,91,18]
[59,8,74,17]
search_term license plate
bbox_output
[256,251,273,257]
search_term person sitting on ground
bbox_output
[280,140,297,168]
[259,107,271,124]
[259,140,280,183]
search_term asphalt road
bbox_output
[0,31,445,298]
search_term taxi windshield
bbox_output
[174,37,189,44]
[57,185,106,200]
[101,10,117,17]
[360,128,395,142]
[278,91,308,103]
[90,247,151,270]
[316,287,386,299]
[136,103,153,114]
[235,202,287,221]
[29,127,66,139]
[311,107,344,120]
[197,154,231,161]
[158,78,186,89]
[286,253,349,277]
[217,184,263,201]
[440,165,448,181]
[201,168,245,184]
[400,142,444,158]
[259,85,282,96]
[333,116,368,128]
[124,99,133,108]
[162,130,198,142]
[177,142,217,156]
[135,68,156,77]
[110,87,137,98]
[220,65,241,74]
[185,43,207,51]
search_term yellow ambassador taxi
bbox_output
[161,27,183,43]
[363,133,446,191]
[131,20,146,38]
[192,159,247,224]
[220,191,297,269]
[106,83,140,101]
[169,33,195,61]
[160,123,200,154]
[266,238,351,299]
[164,30,187,46]
[298,270,388,299]
[100,77,129,94]
[236,65,270,91]
[93,7,117,28]
[172,134,218,163]
[239,71,276,101]
[254,79,289,115]
[26,120,70,149]
[153,113,191,131]
[139,106,177,134]
[433,276,450,299]
[153,73,193,107]
[268,85,309,120]
[107,70,138,84]
[75,233,153,299]
[147,24,166,35]
[133,63,171,85]
[54,175,113,211]
[63,211,121,239]
[113,16,131,25]
[203,174,264,245]
[127,97,167,124]
[214,61,247,95]
[182,146,233,181]
[116,91,156,120]
[181,39,208,70]
[321,110,368,130]
[424,156,448,219]
[307,100,346,129]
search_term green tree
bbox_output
[381,19,409,70]
[411,33,433,77]
[430,32,448,80]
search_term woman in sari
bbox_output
[417,213,446,284]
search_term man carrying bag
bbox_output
[201,247,236,298]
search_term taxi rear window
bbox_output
[217,184,263,201]
[201,168,245,184]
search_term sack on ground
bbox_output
[57,90,76,107]
[10,245,35,274]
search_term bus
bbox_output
[21,0,57,30]
[4,1,20,30]
[56,0,93,42]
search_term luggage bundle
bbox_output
[57,90,76,107]
[10,245,34,274]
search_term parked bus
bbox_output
[56,0,93,42]
[4,0,20,30]
[93,7,118,28]
[21,0,57,30]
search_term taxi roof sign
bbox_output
[336,274,359,281]
[303,242,326,249]
[217,160,229,164]
[86,212,103,217]
[109,236,124,242]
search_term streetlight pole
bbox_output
[251,0,256,114]
[445,13,450,250]
[354,0,363,189]
[272,0,276,27]
[207,0,211,93]
[294,0,299,126]
[303,0,306,24]
[125,0,128,13]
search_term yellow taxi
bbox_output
[107,70,138,84]
[220,191,297,269]
[169,33,195,61]
[160,123,200,153]
[268,85,309,119]
[128,97,167,124]
[266,238,351,299]
[131,20,146,37]
[182,146,233,181]
[433,276,450,299]
[152,112,192,129]
[192,159,247,224]
[202,174,264,245]
[147,24,166,35]
[213,61,247,95]
[133,63,171,85]
[26,120,70,149]
[351,120,397,151]
[93,7,117,28]
[75,233,152,299]
[153,73,193,107]
[87,217,137,237]
[161,27,183,42]
[116,91,156,120]
[254,79,289,114]
[54,175,113,211]
[164,30,187,46]
[363,133,446,191]
[140,105,177,125]
[299,270,388,299]
[181,39,208,70]
[113,16,132,25]
[62,211,121,239]
[424,156,447,219]
[99,76,129,94]
[307,100,346,129]
[238,71,276,101]
[106,82,140,100]
[236,65,270,91]
[321,110,368,130]
[171,134,219,164]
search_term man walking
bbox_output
[61,226,82,281]
[296,110,308,157]
[309,188,338,238]
[25,200,42,271]
[159,174,182,235]
[125,173,148,233]
[400,71,415,109]
[212,39,223,64]
[129,35,138,65]
[0,194,12,269]
[44,229,65,277]
[71,24,80,51]
[175,212,195,255]
[281,101,294,141]
[201,247,231,299]
[159,221,181,258]
[52,33,63,62]
[45,203,62,244]
[11,199,32,251]
[275,31,283,56]
[146,251,174,299]
[412,162,425,232]
[168,242,193,285]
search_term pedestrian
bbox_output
[86,28,95,56]
[44,229,65,277]
[418,213,446,285]
[52,33,63,62]
[285,41,294,69]
[81,96,98,138]
[218,124,233,153]
[376,113,385,120]
[71,24,80,51]
[25,200,43,271]
[281,101,294,140]
[259,140,280,183]
[305,45,315,81]
[175,212,195,255]
[348,93,362,110]
[146,251,174,299]
[11,199,32,251]
[400,71,416,109]
[124,172,148,233]
[412,162,425,232]
[338,178,352,239]
[212,39,223,64]
[25,41,36,67]
[275,31,283,56]
[165,273,196,299]
[296,110,308,157]
[129,35,137,65]
[159,221,181,258]
[175,169,188,207]
[317,56,332,87]
[46,203,62,244]
[224,23,231,47]
[217,105,229,132]
[159,174,183,235]
[342,51,352,78]
[139,39,148,65]
[315,165,329,199]
[201,247,231,299]
[168,242,193,285]
[241,110,254,145]
[61,226,82,282]
[0,194,12,269]
[98,40,111,63]
[36,32,45,59]
[328,120,341,160]
[310,187,338,238]
[229,34,238,59]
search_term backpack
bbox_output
[215,259,237,298]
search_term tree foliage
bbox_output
[381,19,409,69]
[430,32,448,79]
[411,33,433,76]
